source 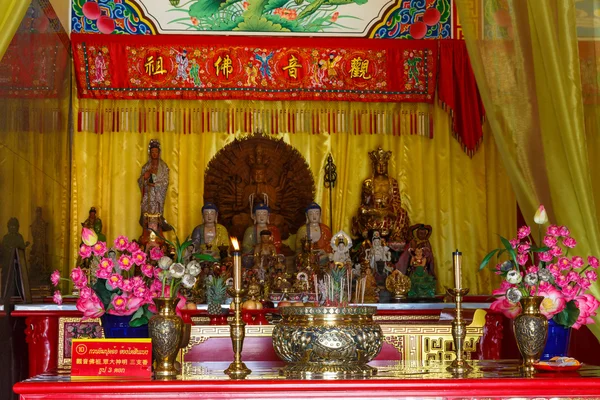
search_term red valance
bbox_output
[437,40,486,155]
[71,33,438,103]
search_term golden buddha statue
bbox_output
[352,147,410,243]
[385,270,411,300]
[191,203,230,260]
[252,229,277,279]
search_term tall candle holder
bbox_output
[224,286,251,379]
[446,287,472,374]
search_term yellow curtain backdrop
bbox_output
[73,96,515,294]
[0,0,29,61]
[456,0,600,338]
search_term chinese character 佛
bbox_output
[144,55,167,76]
[349,57,371,80]
[214,54,233,78]
[282,55,302,79]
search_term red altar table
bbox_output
[13,360,600,399]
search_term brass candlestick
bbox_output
[224,287,251,379]
[446,287,472,374]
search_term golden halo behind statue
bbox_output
[204,132,315,242]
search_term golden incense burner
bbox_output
[272,306,383,378]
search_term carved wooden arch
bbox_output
[204,133,315,241]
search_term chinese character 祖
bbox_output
[144,56,167,76]
[214,55,233,78]
[282,55,302,79]
[349,57,371,80]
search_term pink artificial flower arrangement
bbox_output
[51,228,171,326]
[481,205,599,329]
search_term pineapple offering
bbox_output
[206,276,228,315]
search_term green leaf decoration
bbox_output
[129,314,149,327]
[479,249,499,270]
[353,0,368,5]
[235,15,289,31]
[219,0,243,9]
[92,278,113,308]
[194,253,218,262]
[437,0,450,24]
[264,0,289,11]
[499,236,518,266]
[264,14,302,31]
[531,246,551,253]
[553,300,581,328]
[129,307,144,322]
[189,0,227,18]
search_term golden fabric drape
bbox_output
[0,0,29,61]
[73,97,515,294]
[456,0,600,338]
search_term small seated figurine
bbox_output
[409,247,427,273]
[366,231,392,270]
[385,270,411,300]
[296,238,320,276]
[247,275,262,300]
[82,207,106,243]
[295,202,332,263]
[253,230,277,279]
[363,267,379,303]
[408,266,436,299]
[292,271,311,293]
[242,203,282,255]
[329,230,352,264]
[191,203,230,260]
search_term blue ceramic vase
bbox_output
[100,313,149,338]
[540,318,571,360]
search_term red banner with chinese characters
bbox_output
[71,338,152,378]
[71,33,438,103]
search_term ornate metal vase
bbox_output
[272,306,383,378]
[149,297,183,378]
[513,296,548,374]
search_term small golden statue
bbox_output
[385,270,411,300]
[191,203,230,260]
[351,147,410,243]
[292,271,311,293]
[296,238,319,276]
[363,267,379,303]
[247,275,262,300]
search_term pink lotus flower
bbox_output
[79,286,93,299]
[151,279,163,293]
[550,246,563,257]
[562,285,578,301]
[563,237,577,248]
[119,255,133,271]
[131,276,144,289]
[543,236,557,248]
[70,267,88,289]
[126,295,146,311]
[121,279,133,292]
[81,227,98,246]
[149,247,164,261]
[132,250,147,266]
[92,241,107,257]
[517,243,531,254]
[517,226,531,239]
[547,225,560,237]
[110,295,128,313]
[534,205,548,224]
[579,277,591,291]
[76,292,105,320]
[53,290,63,305]
[114,235,129,251]
[586,270,598,282]
[79,244,92,259]
[517,253,528,266]
[571,256,584,269]
[509,238,519,249]
[128,241,140,253]
[559,226,570,237]
[490,296,522,319]
[97,257,114,279]
[133,285,148,298]
[51,270,60,286]
[538,283,567,318]
[588,256,599,269]
[567,271,580,283]
[555,275,569,288]
[558,257,571,270]
[107,273,123,289]
[141,264,154,278]
[573,294,600,329]
[539,252,553,262]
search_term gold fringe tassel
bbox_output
[0,100,63,134]
[75,100,434,137]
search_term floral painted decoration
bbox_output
[481,205,599,329]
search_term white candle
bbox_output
[453,249,462,290]
[231,237,242,291]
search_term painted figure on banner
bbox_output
[1,218,29,295]
[189,59,203,87]
[245,62,258,86]
[138,139,171,241]
[29,207,48,285]
[326,52,342,79]
[191,203,229,260]
[311,59,327,88]
[295,202,332,265]
[352,147,410,244]
[329,230,352,264]
[254,51,274,80]
[242,203,282,256]
[175,48,189,81]
[93,50,106,84]
[82,206,106,243]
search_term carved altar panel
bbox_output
[204,134,315,240]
